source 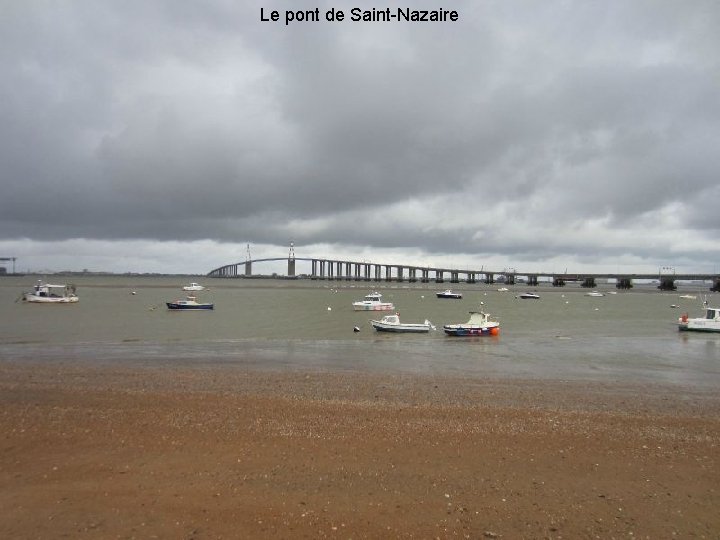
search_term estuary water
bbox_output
[1,275,718,388]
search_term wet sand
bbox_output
[1,360,719,539]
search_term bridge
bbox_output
[207,247,720,291]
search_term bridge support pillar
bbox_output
[466,272,475,283]
[527,275,538,287]
[435,270,444,283]
[397,267,404,282]
[658,277,676,291]
[409,268,417,282]
[245,261,252,276]
[581,277,596,288]
[553,277,565,287]
[484,273,494,284]
[450,271,459,283]
[616,277,633,289]
[287,258,295,277]
[505,273,515,285]
[712,278,720,292]
[421,269,429,283]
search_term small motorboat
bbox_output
[436,289,462,299]
[585,291,604,297]
[371,313,435,333]
[497,287,509,292]
[679,294,697,300]
[443,311,500,337]
[678,305,720,333]
[21,281,79,304]
[352,292,394,311]
[166,295,214,310]
[182,282,206,291]
[519,292,540,299]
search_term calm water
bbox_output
[1,275,718,387]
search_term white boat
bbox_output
[182,282,206,291]
[519,292,540,299]
[585,291,604,297]
[436,289,462,299]
[678,306,720,333]
[352,292,394,311]
[443,311,500,337]
[679,294,697,300]
[21,281,79,303]
[371,314,434,333]
[497,287,509,292]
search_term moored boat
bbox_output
[182,282,206,291]
[21,281,78,303]
[678,306,720,333]
[585,291,604,297]
[436,289,462,299]
[371,314,434,333]
[519,292,540,299]
[166,295,214,310]
[352,292,394,311]
[443,311,500,336]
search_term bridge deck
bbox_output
[206,257,719,291]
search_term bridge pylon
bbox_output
[288,242,296,277]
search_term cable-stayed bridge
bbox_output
[207,246,720,291]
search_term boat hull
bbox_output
[371,321,431,333]
[443,325,499,337]
[678,321,720,333]
[353,303,395,311]
[436,294,462,299]
[166,303,214,310]
[23,294,78,303]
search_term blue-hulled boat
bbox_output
[443,311,500,336]
[166,295,214,310]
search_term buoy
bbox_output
[353,326,360,332]
[131,291,137,295]
[327,306,332,311]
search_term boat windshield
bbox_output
[708,309,718,319]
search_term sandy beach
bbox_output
[1,359,719,539]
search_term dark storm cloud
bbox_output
[1,0,718,271]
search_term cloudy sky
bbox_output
[1,1,719,275]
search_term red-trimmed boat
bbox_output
[443,311,500,337]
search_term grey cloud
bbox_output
[1,1,719,272]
